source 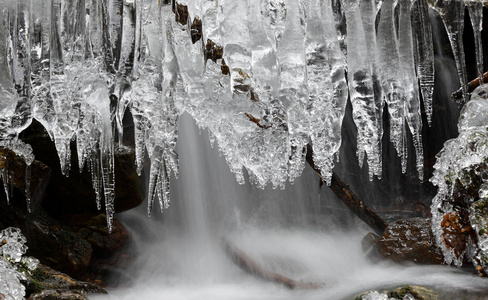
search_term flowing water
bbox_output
[89,113,488,300]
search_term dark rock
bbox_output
[19,120,144,217]
[28,290,86,300]
[0,146,51,207]
[355,285,438,300]
[0,194,130,285]
[27,220,93,278]
[23,263,105,299]
[376,218,444,264]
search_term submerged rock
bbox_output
[375,218,444,264]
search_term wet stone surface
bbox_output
[375,218,444,265]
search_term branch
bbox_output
[242,114,388,235]
[244,113,271,129]
[451,71,488,102]
[223,237,321,289]
[305,144,388,236]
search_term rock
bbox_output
[355,285,438,300]
[28,290,86,300]
[27,220,93,278]
[376,218,444,264]
[19,120,144,217]
[23,263,106,299]
[0,146,51,207]
[0,193,131,284]
[469,198,488,276]
[361,232,381,261]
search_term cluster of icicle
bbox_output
[0,227,40,300]
[430,84,488,270]
[0,0,485,230]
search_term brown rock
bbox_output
[27,221,93,278]
[376,218,444,264]
[24,263,105,299]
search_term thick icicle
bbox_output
[31,0,55,139]
[377,0,407,172]
[343,0,381,179]
[222,0,252,99]
[277,0,308,183]
[399,0,424,180]
[412,0,435,125]
[466,0,484,84]
[358,0,383,174]
[305,0,341,185]
[432,0,468,103]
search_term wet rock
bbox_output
[361,232,381,261]
[469,198,488,276]
[63,214,131,285]
[28,290,86,300]
[355,285,438,300]
[19,120,144,217]
[376,218,444,264]
[27,220,93,278]
[0,146,51,206]
[23,263,105,299]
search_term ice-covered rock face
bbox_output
[0,0,482,229]
[430,84,488,274]
[0,227,39,300]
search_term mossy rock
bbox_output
[21,263,105,299]
[469,198,488,275]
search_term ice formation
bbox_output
[0,227,40,300]
[430,84,488,271]
[0,0,484,229]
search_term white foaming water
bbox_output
[88,114,488,300]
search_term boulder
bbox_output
[0,199,130,284]
[355,285,438,300]
[0,146,51,207]
[375,218,444,264]
[23,263,105,300]
[19,120,144,217]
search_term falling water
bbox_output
[89,113,488,300]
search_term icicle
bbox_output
[466,0,484,84]
[432,0,468,103]
[377,0,406,168]
[412,0,435,125]
[1,168,10,205]
[277,0,308,183]
[306,0,334,183]
[114,0,137,144]
[102,140,115,233]
[222,0,252,99]
[25,164,31,213]
[319,0,349,185]
[399,0,424,180]
[358,0,383,175]
[31,0,55,139]
[342,0,381,180]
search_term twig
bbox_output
[451,71,488,102]
[223,237,321,289]
[244,113,272,129]
[305,144,388,236]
